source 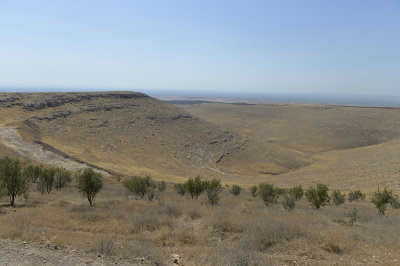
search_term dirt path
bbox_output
[0,239,148,265]
[0,125,109,176]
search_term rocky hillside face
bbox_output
[0,92,308,179]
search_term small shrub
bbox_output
[37,168,56,194]
[184,176,208,199]
[305,184,329,209]
[347,208,359,225]
[147,187,155,202]
[76,168,103,206]
[23,165,42,183]
[250,185,258,198]
[391,196,400,209]
[258,183,279,207]
[332,190,346,206]
[282,194,296,211]
[230,184,241,196]
[207,188,219,205]
[157,181,166,192]
[348,190,365,202]
[175,183,185,196]
[54,168,72,190]
[371,188,393,215]
[124,175,155,198]
[206,178,222,191]
[289,185,304,201]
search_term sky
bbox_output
[0,0,399,96]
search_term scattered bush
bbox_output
[175,183,185,196]
[157,181,166,192]
[348,190,365,202]
[258,183,279,207]
[147,187,156,202]
[289,185,304,201]
[305,184,329,209]
[184,176,208,199]
[250,185,258,198]
[37,168,56,194]
[23,164,43,183]
[230,184,241,196]
[391,196,400,209]
[0,157,30,206]
[347,208,359,225]
[206,178,222,191]
[54,168,72,190]
[76,168,103,206]
[282,194,296,211]
[124,175,155,198]
[371,188,393,215]
[207,188,219,205]
[332,190,346,206]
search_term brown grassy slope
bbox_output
[180,103,400,152]
[0,92,308,180]
[0,180,399,265]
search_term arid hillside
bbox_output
[0,92,308,181]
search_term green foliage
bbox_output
[282,194,296,211]
[175,183,186,196]
[250,185,258,198]
[230,184,241,196]
[390,196,400,209]
[124,175,155,198]
[54,168,72,190]
[157,181,166,192]
[76,168,103,206]
[184,176,208,199]
[258,183,279,207]
[275,188,286,196]
[0,157,30,206]
[23,165,43,183]
[207,188,219,205]
[348,190,365,202]
[371,188,393,215]
[37,168,56,194]
[346,208,360,225]
[288,185,304,201]
[206,178,222,191]
[305,184,329,209]
[147,187,155,201]
[332,190,346,206]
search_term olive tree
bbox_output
[76,168,103,206]
[305,184,329,209]
[0,157,30,206]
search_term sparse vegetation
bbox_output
[76,168,103,206]
[288,185,303,201]
[282,194,296,211]
[250,185,258,198]
[371,188,393,215]
[332,190,346,206]
[175,183,185,196]
[348,190,366,202]
[54,168,72,190]
[0,157,30,206]
[230,184,241,196]
[207,188,219,205]
[157,181,166,192]
[184,176,208,199]
[124,175,155,198]
[37,167,56,194]
[305,184,329,209]
[258,183,279,207]
[347,208,360,225]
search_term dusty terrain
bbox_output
[0,92,399,265]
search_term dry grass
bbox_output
[0,179,399,265]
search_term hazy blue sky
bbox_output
[0,0,399,95]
